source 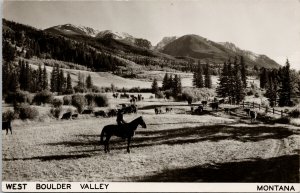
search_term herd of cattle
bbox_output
[60,104,138,120]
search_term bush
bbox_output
[254,93,260,98]
[52,98,63,108]
[73,85,87,93]
[94,94,109,107]
[50,107,62,119]
[63,95,72,105]
[71,94,86,113]
[85,93,95,106]
[33,90,53,105]
[155,91,164,99]
[289,109,300,118]
[2,109,15,121]
[5,90,32,104]
[16,104,39,120]
[246,90,254,96]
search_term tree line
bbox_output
[260,60,299,107]
[151,73,182,98]
[216,56,247,104]
[193,61,212,89]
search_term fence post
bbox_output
[259,104,260,110]
[252,102,254,108]
[281,110,283,117]
[273,108,275,114]
[243,101,244,108]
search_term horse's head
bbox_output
[139,116,147,128]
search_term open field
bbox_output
[2,98,299,182]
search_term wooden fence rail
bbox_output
[240,101,288,117]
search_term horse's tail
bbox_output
[100,127,106,144]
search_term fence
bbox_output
[240,101,288,117]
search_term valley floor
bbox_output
[2,108,299,182]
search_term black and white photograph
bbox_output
[2,0,300,191]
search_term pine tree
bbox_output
[50,64,59,92]
[193,66,204,88]
[151,78,159,95]
[217,62,229,98]
[162,73,169,90]
[42,65,48,90]
[66,73,73,94]
[278,59,292,106]
[36,64,43,91]
[234,70,245,104]
[86,75,93,90]
[204,63,212,88]
[260,67,268,89]
[240,56,247,88]
[172,74,182,97]
[58,69,66,93]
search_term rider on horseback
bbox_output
[117,109,127,139]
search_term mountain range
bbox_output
[4,20,280,73]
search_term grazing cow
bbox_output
[210,102,219,111]
[94,110,107,117]
[219,99,225,104]
[166,107,172,113]
[244,108,251,116]
[201,101,208,106]
[107,109,117,117]
[191,106,194,113]
[81,109,93,114]
[250,111,257,122]
[137,94,142,101]
[71,114,78,119]
[194,105,204,114]
[2,121,12,135]
[61,112,72,120]
[224,108,230,114]
[155,107,162,114]
[120,93,130,98]
[112,93,119,98]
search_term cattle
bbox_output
[94,110,107,117]
[71,114,78,119]
[2,121,12,135]
[244,108,251,116]
[81,109,93,114]
[201,101,208,106]
[155,107,162,114]
[61,112,72,120]
[250,110,257,122]
[224,108,230,114]
[166,107,173,113]
[107,109,117,117]
[194,105,204,114]
[120,93,130,98]
[112,93,119,98]
[219,99,225,104]
[210,102,219,111]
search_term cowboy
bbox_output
[116,109,127,139]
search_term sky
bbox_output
[3,0,300,70]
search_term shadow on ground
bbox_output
[136,154,299,182]
[49,124,298,152]
[3,154,92,162]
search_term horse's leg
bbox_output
[127,137,131,153]
[10,127,12,135]
[106,135,111,153]
[6,128,8,135]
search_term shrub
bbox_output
[73,85,87,93]
[63,95,72,105]
[246,90,254,96]
[94,94,109,107]
[16,104,39,120]
[155,91,164,99]
[33,90,53,105]
[5,90,32,104]
[254,93,260,98]
[52,98,63,108]
[85,93,95,106]
[50,107,62,119]
[289,109,300,118]
[2,109,15,121]
[71,94,86,113]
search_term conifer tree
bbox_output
[37,64,43,91]
[162,73,169,90]
[151,78,159,95]
[278,59,292,106]
[240,56,247,88]
[42,65,48,90]
[217,62,229,98]
[86,75,93,90]
[66,73,73,94]
[204,63,212,88]
[260,67,268,89]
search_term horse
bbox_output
[2,121,12,135]
[201,101,207,106]
[250,111,257,123]
[61,112,72,120]
[100,116,147,153]
[210,102,219,111]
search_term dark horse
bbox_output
[2,121,12,135]
[100,116,147,153]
